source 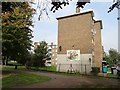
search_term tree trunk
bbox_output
[15,65,17,69]
[6,58,8,65]
[2,59,5,65]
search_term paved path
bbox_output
[14,70,120,88]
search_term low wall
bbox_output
[57,54,92,74]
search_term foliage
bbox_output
[109,49,119,64]
[2,73,51,88]
[108,0,120,13]
[107,73,119,79]
[91,67,100,75]
[2,65,26,70]
[31,66,56,71]
[36,0,119,20]
[2,2,35,65]
[104,48,120,66]
[7,61,17,65]
[76,0,90,8]
[36,0,90,20]
[32,41,50,67]
[50,0,69,13]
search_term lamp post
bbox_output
[114,0,120,52]
[108,0,120,52]
[117,0,120,52]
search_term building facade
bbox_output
[48,42,57,66]
[57,8,103,73]
[34,42,57,66]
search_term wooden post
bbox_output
[85,64,87,74]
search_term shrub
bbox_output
[91,67,100,75]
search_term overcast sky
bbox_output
[31,0,118,52]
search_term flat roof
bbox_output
[57,10,103,29]
[95,20,103,29]
[57,10,94,20]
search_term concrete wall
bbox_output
[57,54,92,74]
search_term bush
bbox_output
[91,67,100,75]
[25,60,32,69]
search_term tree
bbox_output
[37,0,90,20]
[76,0,90,8]
[50,0,69,13]
[32,41,50,67]
[36,0,120,20]
[109,49,120,64]
[108,0,120,13]
[2,2,35,65]
[104,48,120,66]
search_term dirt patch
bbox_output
[2,69,120,88]
[19,70,120,88]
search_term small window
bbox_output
[59,46,62,51]
[92,51,94,56]
[92,39,94,44]
[52,49,54,52]
[91,29,94,32]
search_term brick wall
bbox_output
[57,11,103,70]
[58,12,93,54]
[94,21,103,69]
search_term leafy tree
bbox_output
[50,0,119,13]
[2,2,35,65]
[109,49,118,64]
[104,48,120,66]
[32,41,50,67]
[36,0,120,20]
[37,0,90,20]
[108,0,120,13]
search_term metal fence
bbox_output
[57,64,92,74]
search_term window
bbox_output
[92,39,94,44]
[92,29,96,35]
[59,46,62,51]
[92,51,94,56]
[56,49,57,52]
[52,49,54,52]
[94,29,96,34]
[91,29,94,32]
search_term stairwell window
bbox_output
[59,46,62,51]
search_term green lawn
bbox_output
[2,65,26,70]
[31,66,56,71]
[107,73,118,79]
[2,65,56,71]
[2,73,51,88]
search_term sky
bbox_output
[31,0,118,52]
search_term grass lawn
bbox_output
[2,73,51,88]
[31,66,56,71]
[2,65,26,70]
[2,65,56,71]
[107,73,118,79]
[2,61,26,70]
